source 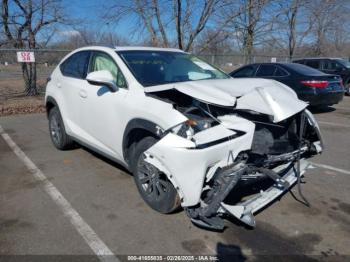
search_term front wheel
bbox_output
[131,137,181,214]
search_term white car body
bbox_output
[45,46,323,230]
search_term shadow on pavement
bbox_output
[216,242,246,262]
[308,106,336,114]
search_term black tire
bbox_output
[48,107,74,150]
[131,137,180,214]
[346,81,350,96]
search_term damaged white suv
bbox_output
[45,46,323,230]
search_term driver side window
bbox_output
[89,52,127,88]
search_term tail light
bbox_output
[301,80,329,88]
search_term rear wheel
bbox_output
[48,107,74,150]
[346,82,350,96]
[131,137,180,214]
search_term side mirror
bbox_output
[86,70,118,92]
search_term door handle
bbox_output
[79,89,88,98]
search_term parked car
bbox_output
[230,63,344,107]
[45,46,323,230]
[293,58,350,95]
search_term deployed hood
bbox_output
[145,78,308,123]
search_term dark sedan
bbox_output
[230,63,344,106]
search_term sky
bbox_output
[62,0,107,25]
[58,0,224,46]
[60,0,134,38]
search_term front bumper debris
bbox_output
[186,162,247,230]
[222,160,310,227]
[187,160,310,230]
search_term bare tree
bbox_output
[0,0,65,95]
[305,0,348,56]
[104,0,240,52]
[174,0,218,51]
[187,0,243,53]
[232,0,272,63]
[285,0,300,59]
[271,0,311,59]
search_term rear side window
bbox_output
[274,66,289,76]
[256,65,276,77]
[231,65,257,77]
[60,51,91,79]
[323,60,343,71]
[305,60,320,69]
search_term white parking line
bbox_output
[318,121,350,128]
[311,162,350,175]
[0,125,119,262]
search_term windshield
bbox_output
[336,59,350,69]
[117,51,230,87]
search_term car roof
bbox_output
[252,62,325,71]
[293,57,344,60]
[231,62,327,76]
[239,62,295,66]
[115,46,185,52]
[71,45,185,53]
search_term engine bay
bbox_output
[147,88,320,166]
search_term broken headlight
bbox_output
[172,118,213,139]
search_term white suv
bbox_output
[45,46,323,230]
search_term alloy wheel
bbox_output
[50,113,62,146]
[137,154,169,200]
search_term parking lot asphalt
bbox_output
[0,97,350,261]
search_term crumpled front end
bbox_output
[145,115,255,207]
[144,83,323,230]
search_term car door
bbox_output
[79,51,128,160]
[58,51,91,138]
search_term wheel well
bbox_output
[46,101,56,117]
[124,128,158,165]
